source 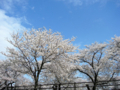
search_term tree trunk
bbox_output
[34,69,40,90]
[92,83,97,90]
[92,73,98,90]
[34,78,38,90]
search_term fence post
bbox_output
[59,83,61,90]
[7,84,8,90]
[74,82,76,90]
[14,86,16,90]
[6,85,8,90]
[39,84,41,90]
[11,83,12,90]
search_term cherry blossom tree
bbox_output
[107,36,120,73]
[40,58,77,90]
[75,42,117,90]
[0,60,22,89]
[2,28,77,89]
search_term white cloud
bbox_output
[22,16,32,26]
[117,3,120,7]
[0,9,26,59]
[32,7,35,10]
[69,0,83,6]
[58,0,83,6]
[42,17,45,20]
[58,0,119,6]
[0,0,27,13]
[116,0,120,7]
[69,11,72,13]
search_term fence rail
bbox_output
[1,79,120,90]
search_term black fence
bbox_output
[1,79,120,90]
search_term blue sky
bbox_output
[0,0,120,59]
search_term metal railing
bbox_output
[2,79,120,90]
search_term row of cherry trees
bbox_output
[0,28,120,90]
